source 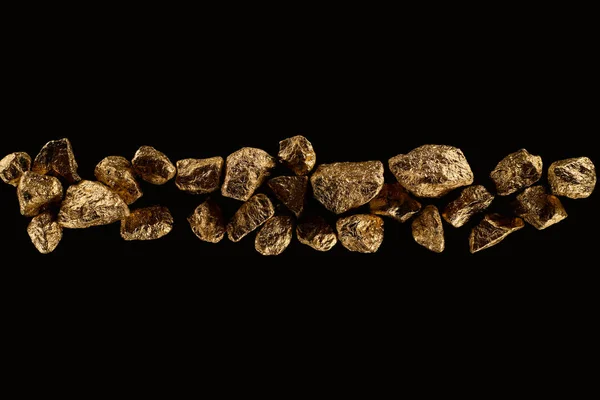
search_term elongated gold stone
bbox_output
[17,171,63,217]
[94,156,143,205]
[336,214,384,253]
[369,183,421,222]
[469,214,524,253]
[296,215,337,251]
[27,210,62,254]
[0,152,31,187]
[255,215,294,256]
[548,157,596,199]
[411,205,444,253]
[175,157,224,194]
[227,193,275,242]
[514,185,567,230]
[278,135,316,175]
[132,145,176,185]
[120,206,173,240]
[221,147,276,201]
[188,198,226,243]
[490,149,542,196]
[32,138,81,183]
[267,176,308,217]
[442,185,494,228]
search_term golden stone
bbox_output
[469,214,524,253]
[490,149,542,196]
[0,152,31,187]
[514,185,567,230]
[548,157,596,199]
[175,157,224,194]
[255,215,294,256]
[411,205,445,253]
[32,138,81,183]
[132,145,176,185]
[221,147,276,201]
[336,214,384,253]
[120,206,173,241]
[188,198,226,243]
[278,135,316,175]
[267,176,308,217]
[227,193,275,242]
[94,156,143,205]
[369,183,421,223]
[296,215,337,252]
[442,185,494,228]
[17,171,63,217]
[27,210,62,254]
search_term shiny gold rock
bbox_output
[17,171,63,217]
[369,183,421,222]
[227,193,275,242]
[120,206,173,241]
[514,185,567,230]
[255,215,294,256]
[490,149,542,196]
[267,176,308,217]
[411,205,445,253]
[175,157,224,194]
[0,152,31,186]
[221,147,276,201]
[389,145,474,198]
[469,214,524,253]
[548,157,596,199]
[296,215,337,251]
[188,198,226,243]
[336,214,384,253]
[132,145,176,185]
[94,156,143,205]
[58,180,130,228]
[278,135,316,176]
[32,138,81,183]
[310,161,384,214]
[442,185,494,228]
[27,210,62,254]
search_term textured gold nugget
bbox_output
[188,198,226,243]
[336,214,384,253]
[514,185,567,230]
[0,152,31,186]
[469,214,524,253]
[32,138,81,183]
[221,147,276,201]
[120,206,173,240]
[58,180,130,228]
[442,185,494,228]
[17,172,63,217]
[94,156,143,205]
[267,176,308,217]
[132,145,176,185]
[369,183,421,222]
[411,205,444,253]
[310,161,384,214]
[548,157,596,199]
[227,193,275,242]
[27,211,62,254]
[175,157,224,194]
[255,215,294,256]
[389,145,474,198]
[278,135,316,175]
[296,215,337,251]
[490,149,542,196]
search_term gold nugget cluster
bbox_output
[0,137,596,255]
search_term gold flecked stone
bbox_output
[175,157,224,194]
[469,214,524,253]
[188,198,226,243]
[255,215,294,256]
[94,156,143,205]
[32,138,81,183]
[227,193,275,242]
[278,135,316,176]
[132,145,176,185]
[336,214,384,253]
[514,185,567,230]
[296,215,337,252]
[17,171,63,217]
[490,149,542,196]
[221,147,276,201]
[548,157,596,199]
[120,206,173,241]
[0,152,31,186]
[27,210,62,254]
[411,205,444,253]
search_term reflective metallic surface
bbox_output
[32,138,81,183]
[120,206,173,240]
[17,171,63,217]
[369,183,421,223]
[490,149,542,196]
[188,198,226,243]
[267,176,308,217]
[278,135,316,176]
[0,152,31,187]
[221,147,276,201]
[94,156,143,205]
[132,145,176,185]
[514,185,567,230]
[548,157,596,199]
[469,214,524,253]
[411,205,445,253]
[336,214,384,253]
[175,157,224,194]
[255,215,294,256]
[227,193,275,242]
[296,215,337,251]
[27,210,62,254]
[442,185,494,228]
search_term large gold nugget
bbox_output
[442,185,494,228]
[227,193,275,242]
[369,183,421,222]
[336,214,384,253]
[514,185,567,230]
[17,172,63,217]
[27,210,62,254]
[188,198,226,243]
[411,205,445,253]
[175,157,224,194]
[267,176,308,217]
[32,138,81,183]
[469,214,524,253]
[310,161,384,214]
[278,135,316,176]
[132,145,176,185]
[0,152,31,186]
[296,215,337,252]
[389,145,474,198]
[58,181,130,228]
[221,147,276,201]
[94,156,143,205]
[490,149,542,196]
[255,215,294,256]
[120,206,173,241]
[548,157,596,199]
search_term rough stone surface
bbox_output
[490,149,542,196]
[267,176,308,217]
[255,216,294,256]
[548,157,596,199]
[0,152,31,186]
[514,185,567,230]
[32,138,81,183]
[336,214,384,253]
[469,214,524,253]
[94,156,143,205]
[411,205,445,253]
[221,147,276,201]
[188,199,226,243]
[369,183,421,223]
[296,215,337,252]
[120,206,173,240]
[17,171,63,217]
[278,135,316,175]
[442,185,494,228]
[132,145,176,185]
[227,193,275,242]
[27,211,62,254]
[175,157,224,194]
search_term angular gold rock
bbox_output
[469,214,524,253]
[296,215,337,252]
[255,215,294,256]
[17,171,63,217]
[278,135,316,176]
[188,198,226,243]
[389,145,474,198]
[514,185,567,230]
[411,205,445,253]
[490,149,542,196]
[310,161,384,214]
[132,145,176,185]
[221,147,276,201]
[336,214,384,253]
[58,180,130,228]
[32,138,81,183]
[267,176,308,217]
[27,211,63,254]
[120,206,173,241]
[369,183,421,223]
[0,152,31,186]
[94,156,143,205]
[227,193,275,242]
[442,185,494,228]
[175,157,224,194]
[548,157,596,199]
